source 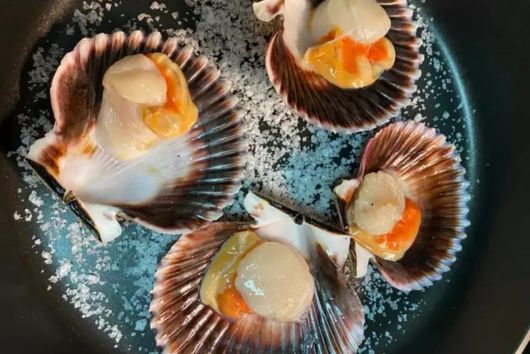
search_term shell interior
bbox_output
[243,191,352,268]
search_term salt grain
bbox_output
[29,190,44,207]
[150,1,166,11]
[41,251,52,265]
[24,209,33,221]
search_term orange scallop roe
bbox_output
[374,199,422,251]
[216,282,252,320]
[200,231,261,321]
[143,53,198,138]
[303,28,395,89]
[341,36,369,77]
[350,198,422,261]
[367,38,391,62]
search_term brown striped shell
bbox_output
[258,0,423,132]
[27,31,245,241]
[150,216,365,353]
[334,121,470,291]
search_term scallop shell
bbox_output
[259,0,422,132]
[27,31,245,241]
[334,121,470,291]
[151,196,365,353]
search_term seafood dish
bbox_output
[253,0,422,132]
[150,121,470,352]
[17,1,473,352]
[150,192,365,353]
[27,31,245,243]
[334,121,470,291]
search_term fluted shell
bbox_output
[259,0,422,132]
[27,31,245,241]
[151,197,365,353]
[334,121,470,291]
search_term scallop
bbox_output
[309,0,391,44]
[334,121,470,291]
[26,31,245,243]
[253,0,422,132]
[349,171,406,235]
[235,241,315,323]
[150,192,365,353]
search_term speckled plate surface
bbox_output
[0,1,529,354]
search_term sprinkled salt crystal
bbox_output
[13,211,22,220]
[24,209,33,221]
[413,113,425,122]
[137,13,150,21]
[29,190,44,207]
[150,1,166,11]
[41,251,52,265]
[134,319,147,331]
[57,262,72,278]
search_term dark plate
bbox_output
[0,1,529,354]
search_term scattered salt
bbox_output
[134,319,147,331]
[413,113,425,122]
[41,251,52,265]
[24,209,33,221]
[150,1,166,11]
[29,190,44,207]
[137,13,150,21]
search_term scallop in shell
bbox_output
[150,192,365,353]
[253,0,422,132]
[27,31,245,243]
[334,121,470,291]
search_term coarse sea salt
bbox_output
[7,0,473,352]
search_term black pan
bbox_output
[0,1,528,353]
